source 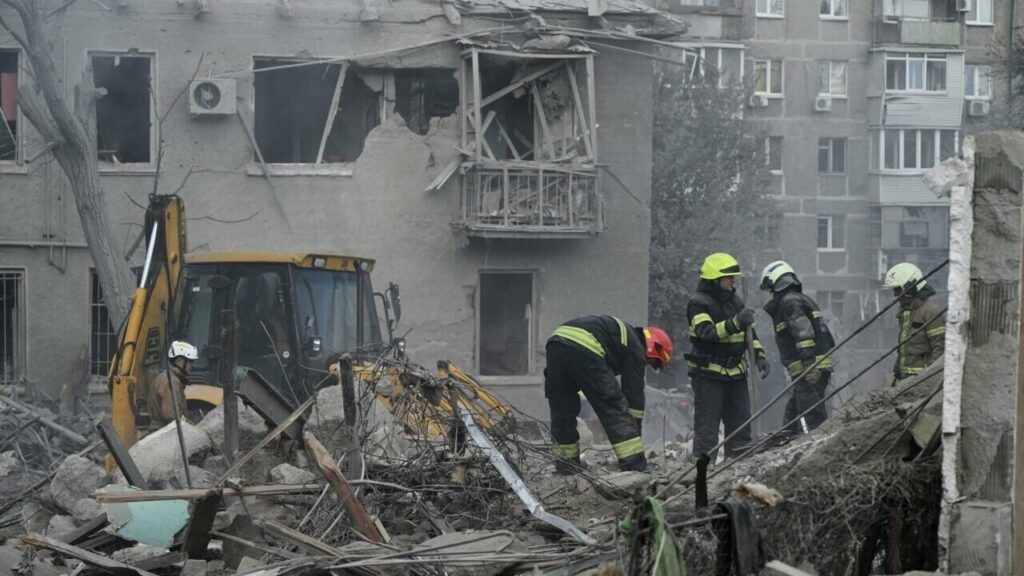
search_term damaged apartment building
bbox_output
[0,0,682,416]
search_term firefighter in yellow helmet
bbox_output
[882,263,945,385]
[760,260,836,433]
[685,253,768,461]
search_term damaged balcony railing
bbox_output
[459,164,601,236]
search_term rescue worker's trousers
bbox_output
[544,341,644,470]
[691,375,751,461]
[783,372,830,433]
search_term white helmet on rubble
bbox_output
[882,262,925,293]
[168,340,199,361]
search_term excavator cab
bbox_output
[170,254,387,411]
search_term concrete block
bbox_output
[948,501,1012,576]
[127,421,213,487]
[44,514,77,539]
[48,455,109,514]
[197,403,268,452]
[269,463,316,485]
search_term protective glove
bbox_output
[733,308,756,330]
[756,356,770,379]
[804,369,822,386]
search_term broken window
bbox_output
[478,272,532,376]
[394,69,458,136]
[0,270,25,385]
[458,47,601,236]
[92,53,153,164]
[0,51,18,161]
[254,58,382,164]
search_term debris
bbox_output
[100,485,191,547]
[197,400,268,453]
[597,471,649,494]
[127,420,213,487]
[412,530,527,576]
[48,454,109,513]
[0,393,90,446]
[181,492,221,558]
[182,559,209,576]
[269,463,316,485]
[303,430,384,542]
[731,481,782,507]
[98,419,149,489]
[93,483,321,502]
[60,513,108,545]
[21,532,161,576]
[44,514,76,539]
[763,560,816,576]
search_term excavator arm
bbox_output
[108,195,188,451]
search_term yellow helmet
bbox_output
[882,262,925,292]
[700,253,741,280]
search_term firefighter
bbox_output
[148,340,196,429]
[760,260,836,433]
[882,263,945,385]
[545,315,673,474]
[686,253,769,461]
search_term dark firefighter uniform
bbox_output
[882,262,945,384]
[760,261,836,432]
[545,316,649,472]
[686,253,768,460]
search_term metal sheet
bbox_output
[100,486,190,548]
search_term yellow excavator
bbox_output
[108,195,512,452]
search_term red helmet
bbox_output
[643,326,673,368]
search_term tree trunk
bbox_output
[2,0,135,324]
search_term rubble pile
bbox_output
[662,362,945,575]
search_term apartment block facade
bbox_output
[0,0,678,417]
[659,0,1018,382]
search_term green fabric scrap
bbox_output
[620,497,686,576]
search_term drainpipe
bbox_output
[1009,0,1017,125]
[0,240,88,249]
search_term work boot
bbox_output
[555,456,586,475]
[618,453,648,472]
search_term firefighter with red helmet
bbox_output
[544,315,673,473]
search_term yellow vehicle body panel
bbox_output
[186,252,374,272]
[185,384,224,409]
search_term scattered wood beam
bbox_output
[217,391,319,484]
[256,519,344,557]
[304,430,384,543]
[181,492,220,559]
[20,533,160,576]
[0,394,89,445]
[93,483,322,503]
[97,420,148,489]
[60,513,108,545]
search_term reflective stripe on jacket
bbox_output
[895,287,945,379]
[548,315,647,418]
[764,288,836,378]
[685,279,765,382]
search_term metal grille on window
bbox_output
[0,270,24,385]
[90,270,119,377]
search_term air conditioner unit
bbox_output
[968,100,990,117]
[189,79,236,116]
[749,93,769,108]
[814,94,833,112]
[956,0,971,12]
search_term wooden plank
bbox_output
[181,492,221,559]
[0,394,89,445]
[97,420,148,489]
[60,513,108,545]
[530,85,553,160]
[471,49,482,163]
[210,530,300,560]
[133,552,185,570]
[220,310,238,462]
[256,519,344,557]
[478,110,497,161]
[564,61,594,159]
[424,156,463,192]
[585,55,597,160]
[494,119,520,160]
[218,392,317,484]
[94,483,321,503]
[315,62,348,165]
[304,430,383,543]
[21,532,160,576]
[477,60,562,111]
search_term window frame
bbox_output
[819,0,848,20]
[875,128,960,173]
[899,221,930,248]
[817,215,845,252]
[475,270,537,378]
[964,64,993,100]
[753,58,784,97]
[817,61,848,98]
[966,0,994,25]
[818,137,847,175]
[884,52,947,94]
[89,50,158,173]
[755,0,784,18]
[0,48,23,167]
[0,268,26,385]
[766,135,784,175]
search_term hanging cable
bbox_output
[655,259,949,499]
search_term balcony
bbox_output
[456,164,602,238]
[875,18,961,45]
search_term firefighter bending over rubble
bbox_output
[544,315,673,474]
[760,260,836,433]
[883,262,945,386]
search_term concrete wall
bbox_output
[0,1,656,418]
